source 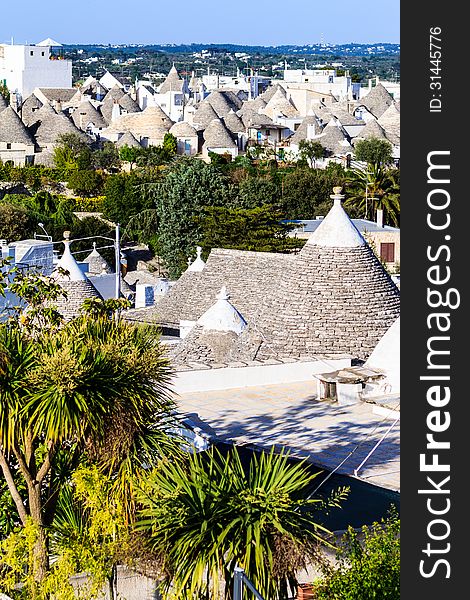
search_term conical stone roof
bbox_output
[353,119,388,144]
[244,188,400,360]
[361,83,394,118]
[203,118,237,149]
[260,84,286,103]
[116,131,141,148]
[31,104,85,146]
[223,109,245,134]
[159,65,184,94]
[0,106,35,145]
[170,120,198,137]
[206,91,236,117]
[317,119,352,154]
[377,102,400,145]
[72,99,106,130]
[52,238,102,320]
[192,101,219,128]
[20,94,43,127]
[107,105,174,139]
[262,89,299,118]
[118,93,140,114]
[290,115,322,145]
[84,242,112,275]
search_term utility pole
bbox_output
[115,223,121,299]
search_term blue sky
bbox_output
[1,1,399,46]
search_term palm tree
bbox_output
[0,268,181,589]
[344,164,400,226]
[137,446,348,600]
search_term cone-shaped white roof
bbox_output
[53,239,86,281]
[306,188,365,248]
[197,286,247,334]
[187,246,206,272]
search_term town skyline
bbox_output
[1,0,400,46]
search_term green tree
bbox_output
[118,144,141,169]
[162,132,177,157]
[0,202,36,241]
[298,140,325,168]
[344,164,400,225]
[313,508,400,600]
[197,205,305,253]
[138,446,348,600]
[236,176,281,209]
[103,172,155,226]
[67,170,104,197]
[0,267,180,587]
[53,133,93,173]
[354,137,393,167]
[153,158,231,278]
[280,164,346,219]
[93,141,121,171]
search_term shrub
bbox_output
[313,507,400,600]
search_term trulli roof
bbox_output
[223,109,245,134]
[20,94,43,126]
[159,65,184,94]
[260,83,286,103]
[202,118,237,149]
[206,91,235,117]
[146,189,399,361]
[118,93,140,114]
[52,239,102,320]
[84,243,113,275]
[262,89,299,118]
[352,119,388,143]
[192,101,220,128]
[170,120,198,137]
[316,118,353,154]
[377,102,400,145]
[106,105,174,139]
[116,131,141,148]
[0,106,36,145]
[30,104,85,146]
[360,83,394,118]
[289,115,322,145]
[72,99,107,130]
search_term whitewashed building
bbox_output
[0,40,72,102]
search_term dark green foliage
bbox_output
[298,140,325,168]
[197,205,305,254]
[236,176,281,209]
[93,141,121,171]
[153,158,231,278]
[313,507,400,599]
[103,172,155,226]
[0,202,36,241]
[354,137,393,167]
[162,132,177,157]
[67,170,105,197]
[138,446,348,599]
[53,133,93,172]
[280,164,346,219]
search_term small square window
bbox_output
[7,143,12,149]
[41,51,45,57]
[30,50,34,56]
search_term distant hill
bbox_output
[63,42,400,57]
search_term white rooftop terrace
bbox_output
[174,380,400,492]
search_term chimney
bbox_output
[9,91,18,112]
[376,208,384,228]
[111,100,121,122]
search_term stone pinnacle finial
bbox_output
[216,286,229,301]
[63,230,71,241]
[330,187,345,206]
